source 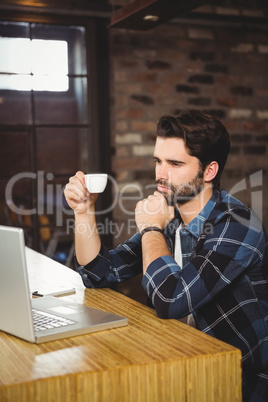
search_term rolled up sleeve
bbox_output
[76,233,143,288]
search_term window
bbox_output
[0,21,88,260]
[0,18,111,261]
[0,37,69,91]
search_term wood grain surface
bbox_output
[0,248,242,401]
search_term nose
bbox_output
[156,162,171,181]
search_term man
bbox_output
[64,109,268,401]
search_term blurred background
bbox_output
[0,0,267,302]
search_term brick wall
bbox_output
[109,11,268,250]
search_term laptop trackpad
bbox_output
[49,306,79,315]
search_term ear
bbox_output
[204,161,219,183]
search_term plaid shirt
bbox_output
[77,189,268,401]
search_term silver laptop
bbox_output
[0,225,128,343]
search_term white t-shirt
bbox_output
[174,225,196,328]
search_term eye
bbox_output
[153,157,161,164]
[169,160,184,167]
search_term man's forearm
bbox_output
[141,231,171,274]
[74,210,101,266]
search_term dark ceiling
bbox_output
[0,0,267,29]
[109,0,268,30]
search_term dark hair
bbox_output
[156,109,230,189]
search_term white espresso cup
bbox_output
[84,173,108,193]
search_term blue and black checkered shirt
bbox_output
[77,189,268,401]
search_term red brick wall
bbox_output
[109,13,268,247]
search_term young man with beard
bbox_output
[64,109,268,401]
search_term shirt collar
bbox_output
[176,188,219,238]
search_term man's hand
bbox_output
[64,171,101,266]
[64,171,98,215]
[135,191,174,232]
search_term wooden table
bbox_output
[0,248,242,402]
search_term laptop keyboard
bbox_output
[32,309,76,332]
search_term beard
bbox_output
[156,168,204,206]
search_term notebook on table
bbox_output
[0,225,128,343]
